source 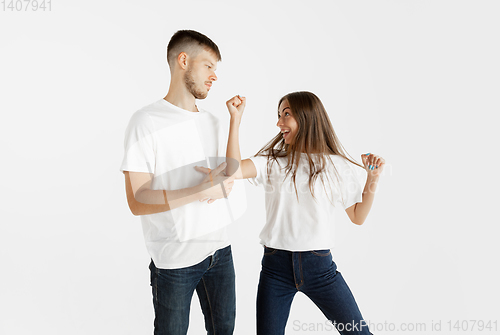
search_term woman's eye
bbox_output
[278,112,290,118]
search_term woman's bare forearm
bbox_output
[225,95,246,179]
[226,118,242,178]
[352,175,380,225]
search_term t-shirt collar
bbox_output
[159,98,205,116]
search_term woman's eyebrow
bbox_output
[279,107,291,114]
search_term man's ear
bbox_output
[177,52,188,70]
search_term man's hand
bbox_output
[194,162,235,204]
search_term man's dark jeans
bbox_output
[149,245,235,335]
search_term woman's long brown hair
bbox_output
[255,91,363,200]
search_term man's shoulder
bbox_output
[198,108,221,125]
[128,108,153,127]
[136,99,168,115]
[130,100,177,122]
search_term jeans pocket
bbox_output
[263,246,278,256]
[311,249,331,256]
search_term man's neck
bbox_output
[164,84,198,113]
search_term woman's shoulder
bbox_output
[327,154,360,170]
[254,150,288,163]
[328,154,347,163]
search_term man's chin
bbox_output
[194,92,208,100]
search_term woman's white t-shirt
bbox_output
[249,154,363,251]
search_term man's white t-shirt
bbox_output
[120,99,244,269]
[249,153,363,251]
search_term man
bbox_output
[120,30,236,334]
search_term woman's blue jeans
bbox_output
[149,245,235,335]
[257,246,372,335]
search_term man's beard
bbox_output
[184,69,207,99]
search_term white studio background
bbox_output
[1,1,499,334]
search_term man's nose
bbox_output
[210,72,217,81]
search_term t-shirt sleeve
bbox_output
[120,111,156,174]
[247,155,268,186]
[339,161,364,210]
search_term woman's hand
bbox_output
[226,95,246,124]
[361,153,385,178]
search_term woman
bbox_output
[199,92,382,334]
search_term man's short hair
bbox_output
[166,30,221,67]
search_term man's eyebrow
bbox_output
[203,59,215,67]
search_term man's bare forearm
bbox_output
[131,185,204,216]
[125,170,204,216]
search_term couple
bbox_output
[120,30,383,335]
